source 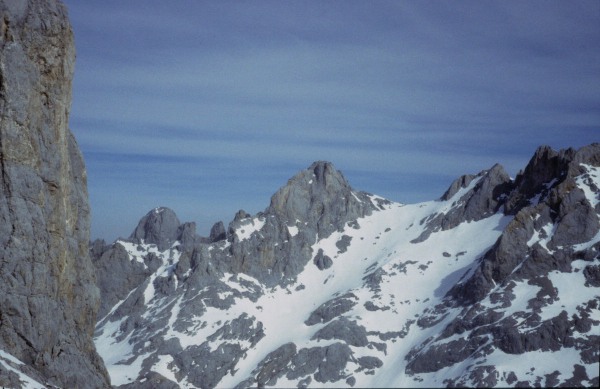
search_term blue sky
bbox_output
[62,0,600,241]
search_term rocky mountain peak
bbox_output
[129,206,182,251]
[502,143,600,216]
[91,144,599,388]
[268,161,375,238]
[440,163,510,202]
[413,163,512,242]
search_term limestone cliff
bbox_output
[0,0,109,387]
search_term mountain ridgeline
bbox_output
[0,0,598,388]
[90,145,599,388]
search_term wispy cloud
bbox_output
[64,0,600,240]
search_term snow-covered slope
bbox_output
[0,350,46,389]
[91,145,600,388]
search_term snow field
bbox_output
[94,167,600,387]
[218,196,511,387]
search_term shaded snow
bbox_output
[577,164,600,207]
[0,349,45,389]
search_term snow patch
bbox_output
[235,217,266,241]
[577,163,600,207]
[527,222,557,253]
[0,349,45,389]
[288,225,299,237]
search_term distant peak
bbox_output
[308,160,336,173]
[267,161,375,238]
[130,207,181,250]
[440,163,509,201]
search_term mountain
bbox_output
[91,145,599,388]
[0,1,109,388]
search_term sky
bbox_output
[61,0,600,241]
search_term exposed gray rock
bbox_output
[206,313,265,347]
[0,1,109,387]
[118,371,179,389]
[237,342,297,388]
[238,341,355,387]
[313,248,333,270]
[363,267,388,293]
[130,207,182,251]
[92,144,599,388]
[175,342,247,389]
[403,144,600,384]
[406,336,490,374]
[413,164,512,243]
[90,238,110,260]
[188,161,381,288]
[450,144,600,305]
[92,242,150,319]
[268,161,377,239]
[312,317,369,347]
[440,173,477,201]
[310,343,354,383]
[177,221,198,251]
[336,234,353,253]
[583,265,600,287]
[305,293,358,325]
[209,221,226,242]
[504,145,572,215]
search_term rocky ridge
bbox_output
[0,0,109,388]
[92,144,599,388]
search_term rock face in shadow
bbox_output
[450,143,600,305]
[0,1,109,387]
[405,143,600,380]
[412,163,513,243]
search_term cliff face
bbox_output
[0,1,109,387]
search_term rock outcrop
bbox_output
[450,143,600,304]
[0,1,109,387]
[406,144,600,380]
[412,163,513,242]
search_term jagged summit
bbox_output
[268,161,377,239]
[505,143,600,214]
[90,145,599,388]
[130,206,182,250]
[129,206,200,251]
[413,163,512,243]
[440,163,509,201]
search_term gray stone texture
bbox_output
[305,293,358,325]
[0,1,109,387]
[450,143,600,305]
[407,144,600,384]
[413,163,512,242]
[92,242,150,319]
[200,161,379,287]
[268,161,376,240]
[311,317,369,347]
[130,207,182,251]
